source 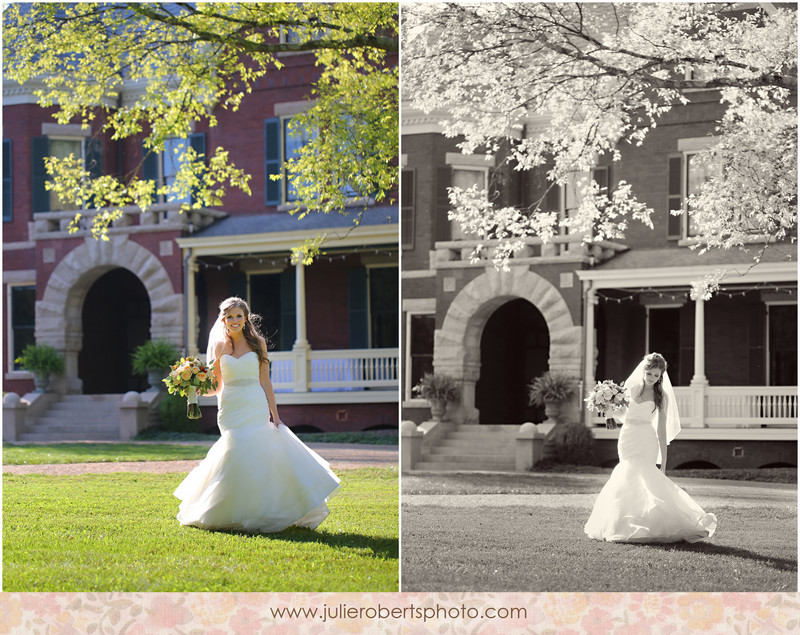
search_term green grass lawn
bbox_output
[4,467,398,592]
[3,443,212,465]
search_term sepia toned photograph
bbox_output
[399,1,796,592]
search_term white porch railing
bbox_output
[590,386,797,428]
[704,386,797,428]
[269,348,398,392]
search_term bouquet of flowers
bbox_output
[585,379,629,429]
[163,356,217,419]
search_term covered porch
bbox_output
[176,208,399,409]
[577,258,797,436]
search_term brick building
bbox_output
[401,84,796,470]
[3,41,398,440]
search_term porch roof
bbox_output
[176,206,398,256]
[192,206,397,238]
[577,244,797,289]
[588,244,796,271]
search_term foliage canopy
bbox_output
[404,2,796,281]
[4,2,398,244]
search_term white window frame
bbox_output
[157,138,192,206]
[403,299,436,405]
[47,135,86,212]
[676,138,716,244]
[364,260,399,349]
[5,277,36,380]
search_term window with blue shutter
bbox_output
[189,133,206,205]
[3,140,12,221]
[32,136,50,214]
[264,118,281,206]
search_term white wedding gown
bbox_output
[174,351,341,533]
[584,399,717,543]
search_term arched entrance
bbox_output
[35,236,183,393]
[435,266,582,424]
[79,269,151,394]
[476,299,550,424]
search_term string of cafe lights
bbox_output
[196,247,397,271]
[596,283,796,304]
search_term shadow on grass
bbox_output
[191,525,398,561]
[627,540,798,573]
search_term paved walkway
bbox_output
[3,443,398,475]
[402,472,797,510]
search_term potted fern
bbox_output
[132,340,180,392]
[528,371,577,424]
[413,372,461,421]
[15,343,65,393]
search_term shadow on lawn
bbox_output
[201,526,398,561]
[630,541,797,573]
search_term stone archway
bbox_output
[35,236,183,393]
[435,266,582,424]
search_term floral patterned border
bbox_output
[1,592,797,633]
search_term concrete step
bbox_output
[414,460,516,472]
[437,438,516,449]
[420,452,513,464]
[427,445,514,457]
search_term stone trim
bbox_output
[434,266,582,423]
[36,236,183,393]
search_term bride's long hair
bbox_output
[215,296,268,367]
[642,352,668,413]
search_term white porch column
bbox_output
[583,284,597,425]
[689,295,708,427]
[186,251,199,356]
[291,257,310,392]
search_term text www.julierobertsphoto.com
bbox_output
[271,602,527,623]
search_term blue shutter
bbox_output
[667,156,682,239]
[3,140,12,221]
[264,118,281,206]
[32,136,50,214]
[279,269,297,350]
[348,266,369,349]
[189,133,206,205]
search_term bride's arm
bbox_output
[201,343,224,397]
[258,339,282,426]
[657,408,668,473]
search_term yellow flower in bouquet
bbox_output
[163,356,218,419]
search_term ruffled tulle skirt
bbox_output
[584,421,717,543]
[174,422,341,533]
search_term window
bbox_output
[3,139,11,222]
[767,302,797,386]
[550,165,611,245]
[348,265,398,349]
[401,169,415,249]
[645,305,682,385]
[449,167,485,240]
[248,271,297,351]
[32,136,101,213]
[8,284,35,372]
[668,144,716,240]
[405,312,435,401]
[142,134,205,205]
[264,117,313,206]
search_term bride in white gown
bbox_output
[174,297,341,533]
[584,353,717,543]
